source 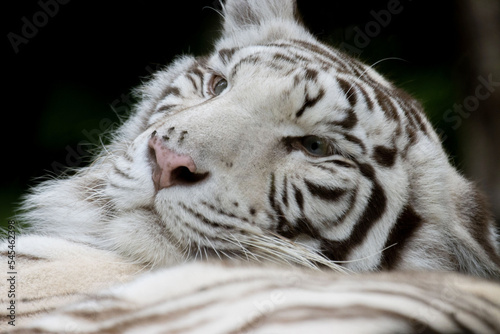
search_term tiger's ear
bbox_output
[221,0,302,34]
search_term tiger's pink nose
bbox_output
[148,134,205,191]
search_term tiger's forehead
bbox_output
[210,40,365,77]
[217,39,354,67]
[204,39,388,119]
[204,43,352,121]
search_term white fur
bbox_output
[7,0,500,329]
[18,0,499,275]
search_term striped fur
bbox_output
[2,238,500,333]
[4,0,500,331]
[0,236,141,330]
[5,258,500,334]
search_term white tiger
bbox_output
[2,0,500,332]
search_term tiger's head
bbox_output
[24,0,500,278]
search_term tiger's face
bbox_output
[27,0,499,276]
[128,52,386,259]
[105,3,428,270]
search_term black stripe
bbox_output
[112,164,135,181]
[218,48,238,64]
[315,165,337,174]
[295,217,323,239]
[156,104,177,114]
[187,65,205,97]
[268,172,277,210]
[201,201,249,223]
[347,57,368,77]
[321,163,387,262]
[328,108,358,130]
[293,185,304,212]
[273,52,297,64]
[267,42,338,71]
[230,55,261,78]
[374,88,399,121]
[392,88,428,136]
[349,163,387,240]
[379,205,423,270]
[295,88,325,118]
[338,78,357,107]
[404,124,417,148]
[293,73,301,87]
[159,86,181,101]
[291,39,344,67]
[333,188,358,226]
[410,103,429,135]
[267,43,332,68]
[357,84,374,111]
[373,145,397,168]
[323,159,356,169]
[304,180,346,202]
[304,68,318,81]
[189,67,204,81]
[186,73,199,91]
[342,132,366,153]
[109,182,136,191]
[460,188,500,268]
[180,203,234,231]
[268,173,294,237]
[398,97,422,137]
[282,175,289,208]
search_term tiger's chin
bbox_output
[117,195,340,271]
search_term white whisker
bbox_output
[219,229,349,273]
[345,57,408,101]
[204,236,222,260]
[332,243,398,264]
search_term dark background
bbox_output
[3,0,500,228]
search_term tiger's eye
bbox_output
[212,77,228,96]
[301,136,330,157]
